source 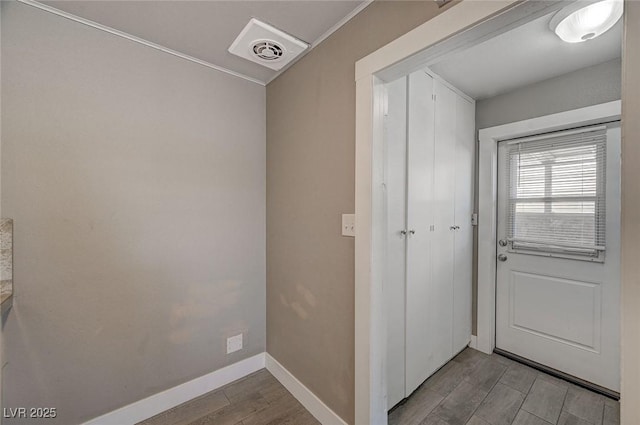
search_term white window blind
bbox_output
[506,126,607,257]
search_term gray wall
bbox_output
[1,3,265,424]
[266,2,456,423]
[471,58,621,335]
[476,58,622,129]
[620,2,640,421]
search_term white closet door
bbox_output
[425,79,457,377]
[405,71,436,394]
[384,76,408,409]
[453,95,475,352]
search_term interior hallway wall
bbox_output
[476,58,622,129]
[266,1,456,423]
[620,1,640,421]
[472,58,622,334]
[1,3,266,424]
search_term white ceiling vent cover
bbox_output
[229,18,309,71]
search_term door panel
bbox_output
[427,80,456,375]
[453,94,474,353]
[509,271,601,350]
[496,124,621,391]
[384,76,408,409]
[405,70,436,395]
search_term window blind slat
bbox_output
[506,126,606,257]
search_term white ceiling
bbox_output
[429,10,622,100]
[41,0,369,84]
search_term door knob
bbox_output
[400,230,407,236]
[497,254,508,262]
[498,239,508,247]
[409,230,415,235]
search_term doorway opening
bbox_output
[354,1,624,423]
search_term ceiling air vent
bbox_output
[229,18,309,71]
[252,40,284,61]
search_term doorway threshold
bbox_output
[493,348,620,400]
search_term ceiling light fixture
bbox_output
[550,0,623,43]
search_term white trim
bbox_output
[355,1,520,81]
[311,1,374,50]
[266,0,374,84]
[82,353,266,425]
[469,335,478,350]
[17,0,374,87]
[476,100,622,355]
[16,0,266,86]
[355,2,527,424]
[265,353,348,425]
[353,1,609,423]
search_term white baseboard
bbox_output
[469,335,478,350]
[83,353,265,425]
[265,353,347,425]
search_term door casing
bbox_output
[353,0,631,423]
[476,101,622,355]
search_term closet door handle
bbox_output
[400,230,407,236]
[409,230,415,235]
[449,226,456,230]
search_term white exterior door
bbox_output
[496,122,621,392]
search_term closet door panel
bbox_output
[429,80,456,372]
[405,71,436,394]
[384,77,408,409]
[453,95,475,352]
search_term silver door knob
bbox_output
[497,254,508,262]
[400,230,407,236]
[409,230,415,235]
[498,239,508,247]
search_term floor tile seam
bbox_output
[147,393,232,425]
[200,396,265,425]
[460,364,511,425]
[423,389,451,424]
[474,381,527,425]
[520,404,560,425]
[556,383,571,425]
[428,378,471,424]
[498,379,531,398]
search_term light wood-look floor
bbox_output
[137,348,619,425]
[137,369,319,425]
[389,348,620,425]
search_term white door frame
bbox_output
[476,100,622,355]
[353,0,636,422]
[354,1,567,423]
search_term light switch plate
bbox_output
[342,214,355,237]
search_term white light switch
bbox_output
[342,214,355,237]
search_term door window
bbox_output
[505,126,607,260]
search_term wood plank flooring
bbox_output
[389,348,620,425]
[137,348,619,425]
[137,369,319,425]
